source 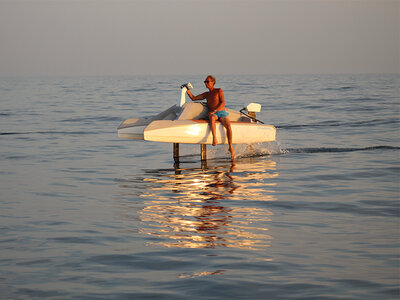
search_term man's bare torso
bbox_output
[205,88,224,111]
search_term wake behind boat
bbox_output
[118,84,276,147]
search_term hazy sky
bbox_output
[0,0,398,76]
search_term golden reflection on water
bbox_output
[178,270,225,279]
[117,158,278,251]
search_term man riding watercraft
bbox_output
[185,75,235,160]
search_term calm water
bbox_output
[0,74,399,299]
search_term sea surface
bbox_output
[0,74,399,299]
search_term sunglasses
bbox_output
[204,80,210,83]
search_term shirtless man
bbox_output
[186,75,235,160]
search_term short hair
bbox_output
[207,75,216,84]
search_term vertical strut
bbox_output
[201,144,207,161]
[173,143,179,162]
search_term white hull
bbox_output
[144,120,276,144]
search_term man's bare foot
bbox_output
[212,139,217,146]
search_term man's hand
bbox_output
[180,83,193,90]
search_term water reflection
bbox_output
[116,157,278,250]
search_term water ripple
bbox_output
[284,145,400,154]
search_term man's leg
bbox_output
[209,114,218,146]
[220,117,235,159]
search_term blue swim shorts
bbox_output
[213,110,229,119]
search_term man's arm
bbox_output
[187,90,207,101]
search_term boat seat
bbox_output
[178,102,208,120]
[178,102,251,122]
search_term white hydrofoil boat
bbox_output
[118,84,276,146]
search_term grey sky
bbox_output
[0,0,398,76]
